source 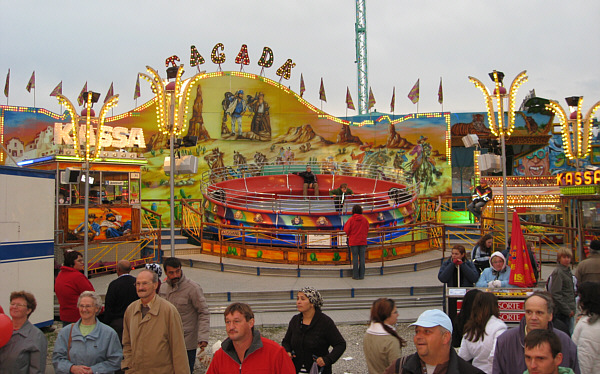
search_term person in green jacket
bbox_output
[523,329,575,374]
[329,183,353,213]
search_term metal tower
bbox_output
[355,0,368,114]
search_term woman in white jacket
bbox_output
[458,292,507,373]
[572,281,600,374]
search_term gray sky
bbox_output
[2,0,599,117]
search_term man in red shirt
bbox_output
[344,205,370,280]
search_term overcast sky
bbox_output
[2,1,599,118]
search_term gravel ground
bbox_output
[196,323,417,374]
[45,322,417,374]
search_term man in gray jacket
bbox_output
[160,257,210,374]
[492,291,580,374]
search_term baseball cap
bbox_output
[409,309,453,334]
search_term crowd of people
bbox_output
[0,241,599,373]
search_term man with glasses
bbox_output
[121,269,189,373]
[521,147,549,177]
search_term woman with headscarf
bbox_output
[282,287,346,374]
[53,291,122,374]
[476,252,512,288]
[363,298,406,374]
[0,291,48,373]
[55,250,95,324]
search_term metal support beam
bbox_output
[355,0,368,114]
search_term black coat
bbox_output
[438,258,479,287]
[282,309,346,374]
[390,349,484,374]
[103,274,139,325]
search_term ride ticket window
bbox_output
[103,172,129,205]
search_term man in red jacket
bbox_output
[207,303,295,373]
[344,205,370,280]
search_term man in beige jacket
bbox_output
[160,257,210,373]
[122,269,189,373]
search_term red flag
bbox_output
[368,87,376,110]
[319,78,326,102]
[345,87,355,110]
[4,69,9,98]
[26,71,35,92]
[408,79,419,104]
[104,82,114,103]
[77,82,88,106]
[438,77,443,104]
[300,73,306,98]
[134,75,141,100]
[390,87,396,113]
[508,211,536,287]
[49,81,62,97]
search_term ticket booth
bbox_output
[558,170,600,259]
[23,156,146,243]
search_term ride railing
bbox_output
[191,219,440,266]
[200,161,419,214]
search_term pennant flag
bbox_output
[438,77,444,104]
[133,75,141,100]
[4,69,9,98]
[408,79,420,104]
[345,87,355,110]
[77,82,88,106]
[26,71,35,92]
[368,87,376,110]
[104,82,114,103]
[508,210,537,287]
[319,78,326,102]
[49,81,63,97]
[390,87,396,113]
[300,73,306,97]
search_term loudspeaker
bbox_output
[164,155,199,175]
[462,134,479,148]
[61,167,81,184]
[479,153,502,172]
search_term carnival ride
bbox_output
[200,160,420,248]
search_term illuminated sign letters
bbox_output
[54,123,146,149]
[557,170,600,186]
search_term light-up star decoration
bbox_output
[546,96,600,162]
[468,70,528,137]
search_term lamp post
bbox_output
[56,91,118,276]
[546,96,600,259]
[139,63,201,257]
[468,70,528,245]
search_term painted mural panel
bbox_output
[1,72,451,224]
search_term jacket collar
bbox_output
[166,273,187,288]
[221,329,264,364]
[403,348,460,372]
[366,321,395,336]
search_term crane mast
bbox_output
[355,0,368,114]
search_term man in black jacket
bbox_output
[103,260,139,342]
[385,309,484,374]
[294,165,319,197]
